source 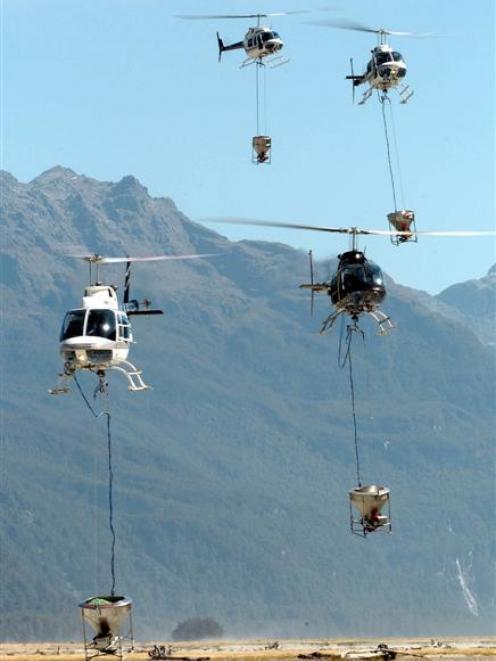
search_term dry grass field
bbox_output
[1,638,495,661]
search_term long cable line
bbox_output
[387,99,406,209]
[74,373,116,596]
[338,322,363,487]
[380,94,398,211]
[255,62,260,135]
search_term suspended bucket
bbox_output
[349,485,391,537]
[387,210,417,245]
[252,136,272,164]
[80,595,133,660]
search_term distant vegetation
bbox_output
[171,617,224,641]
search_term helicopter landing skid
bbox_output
[320,310,342,334]
[108,360,150,392]
[398,85,414,104]
[368,310,394,335]
[49,371,74,395]
[240,55,289,69]
[358,87,374,105]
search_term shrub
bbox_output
[171,616,224,641]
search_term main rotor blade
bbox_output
[202,217,357,234]
[177,11,309,20]
[306,19,433,37]
[70,253,218,264]
[414,230,496,237]
[201,218,496,238]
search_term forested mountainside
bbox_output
[1,167,494,641]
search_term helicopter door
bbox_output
[117,312,133,343]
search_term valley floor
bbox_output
[0,638,495,661]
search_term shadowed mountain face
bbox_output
[1,167,495,641]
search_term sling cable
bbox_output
[339,320,392,537]
[74,375,134,661]
[379,92,417,245]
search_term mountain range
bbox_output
[0,167,495,641]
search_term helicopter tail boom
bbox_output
[217,32,244,61]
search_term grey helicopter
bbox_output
[308,19,433,104]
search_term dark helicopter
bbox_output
[203,218,496,334]
[302,244,390,333]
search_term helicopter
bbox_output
[204,218,496,334]
[177,12,306,68]
[309,19,431,104]
[49,252,215,395]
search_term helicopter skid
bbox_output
[398,84,414,104]
[109,360,149,392]
[240,54,288,69]
[49,370,74,395]
[357,87,374,105]
[368,309,394,335]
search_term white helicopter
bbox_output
[49,253,215,395]
[310,19,431,104]
[177,12,306,68]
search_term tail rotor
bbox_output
[217,32,225,62]
[350,58,356,104]
[308,250,315,316]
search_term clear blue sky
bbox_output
[1,0,494,293]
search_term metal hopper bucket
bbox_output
[80,595,133,660]
[387,210,417,245]
[252,136,272,164]
[349,485,391,536]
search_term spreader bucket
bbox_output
[349,485,391,536]
[387,210,417,245]
[252,136,272,164]
[80,595,133,659]
[80,595,132,635]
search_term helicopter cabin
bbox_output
[245,27,282,55]
[349,485,391,537]
[58,306,133,370]
[330,252,386,307]
[79,595,133,661]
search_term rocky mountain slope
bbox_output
[0,167,494,641]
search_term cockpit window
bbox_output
[376,52,393,65]
[60,310,86,341]
[86,309,116,341]
[392,52,403,62]
[262,32,274,42]
[273,31,279,38]
[365,262,384,286]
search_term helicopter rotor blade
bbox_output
[177,11,310,20]
[202,217,358,235]
[413,230,496,237]
[69,253,219,264]
[306,19,434,37]
[201,218,496,238]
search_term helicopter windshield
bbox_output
[60,310,86,341]
[340,263,383,291]
[262,32,275,42]
[376,52,393,66]
[364,262,384,287]
[392,51,404,62]
[86,309,116,341]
